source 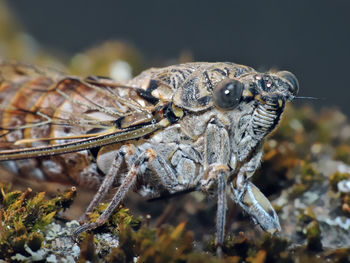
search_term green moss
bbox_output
[290,163,323,197]
[79,233,97,262]
[86,203,141,238]
[0,185,76,261]
[103,221,194,263]
[300,162,323,185]
[305,221,322,251]
[292,183,308,197]
[76,212,350,262]
[207,234,240,258]
[26,232,43,252]
[297,208,323,252]
[329,171,350,192]
[259,235,292,263]
[105,247,127,263]
[298,207,316,223]
[333,145,350,164]
[221,233,251,258]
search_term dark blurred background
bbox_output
[3,0,350,116]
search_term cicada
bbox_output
[0,61,298,254]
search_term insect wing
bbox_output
[0,62,159,160]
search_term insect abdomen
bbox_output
[0,63,103,187]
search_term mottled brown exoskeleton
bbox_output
[0,61,298,254]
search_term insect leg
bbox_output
[145,150,188,193]
[79,152,124,222]
[230,171,281,234]
[201,119,231,256]
[213,165,229,258]
[79,144,138,222]
[72,148,156,241]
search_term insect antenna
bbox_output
[294,96,321,100]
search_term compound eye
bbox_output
[213,79,244,110]
[277,71,299,96]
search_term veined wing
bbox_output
[0,61,165,160]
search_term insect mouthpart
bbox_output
[252,96,284,136]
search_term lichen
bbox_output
[0,184,76,261]
[329,171,350,192]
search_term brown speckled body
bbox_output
[0,64,101,188]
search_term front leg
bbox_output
[230,163,281,234]
[200,119,231,257]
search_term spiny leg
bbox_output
[201,119,231,257]
[230,171,281,234]
[201,164,230,258]
[216,169,228,258]
[79,144,136,222]
[72,149,156,241]
[78,152,123,222]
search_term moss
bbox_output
[26,232,43,252]
[290,162,323,197]
[38,204,348,262]
[0,184,76,261]
[324,248,350,263]
[333,145,350,164]
[257,235,292,263]
[105,247,127,263]
[300,162,323,185]
[103,221,195,263]
[305,221,322,251]
[84,203,141,239]
[291,183,308,197]
[207,233,293,263]
[297,208,323,252]
[246,250,266,263]
[222,233,251,258]
[329,171,350,192]
[79,233,98,262]
[298,207,316,224]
